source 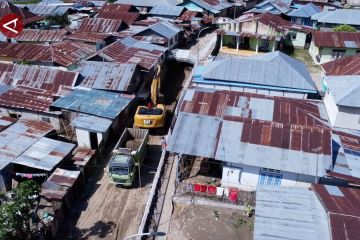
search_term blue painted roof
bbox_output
[287,3,320,18]
[52,88,135,119]
[149,5,184,17]
[73,115,112,133]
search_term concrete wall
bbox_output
[76,128,91,148]
[0,107,62,131]
[309,42,360,64]
[324,91,339,126]
[285,31,307,48]
[194,83,308,99]
[221,162,314,190]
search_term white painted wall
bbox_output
[76,128,91,148]
[221,162,314,190]
[324,91,339,126]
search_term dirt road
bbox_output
[57,62,191,240]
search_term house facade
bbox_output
[218,13,290,52]
[323,75,360,131]
[311,9,360,31]
[287,3,320,26]
[309,31,360,64]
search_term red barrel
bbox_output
[207,185,216,195]
[228,188,238,203]
[194,183,201,192]
[200,184,207,193]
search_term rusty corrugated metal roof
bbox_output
[65,32,111,43]
[0,41,96,67]
[77,61,138,92]
[0,116,16,131]
[238,12,291,33]
[0,86,55,113]
[312,184,360,240]
[93,37,166,70]
[72,147,95,166]
[97,12,140,25]
[15,29,69,43]
[313,31,360,48]
[0,62,78,94]
[180,88,328,127]
[321,54,360,76]
[178,10,200,21]
[0,1,43,25]
[40,168,80,200]
[77,17,127,33]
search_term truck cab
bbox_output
[108,150,135,187]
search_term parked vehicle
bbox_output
[108,128,149,186]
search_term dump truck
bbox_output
[108,128,149,186]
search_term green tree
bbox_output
[0,180,40,240]
[333,24,357,32]
[47,13,70,27]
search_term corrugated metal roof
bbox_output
[28,4,71,16]
[72,147,95,166]
[15,29,68,43]
[311,9,360,26]
[177,10,199,21]
[93,37,166,70]
[313,184,360,240]
[0,119,53,171]
[321,54,360,76]
[0,62,78,94]
[115,0,180,7]
[237,13,291,33]
[149,5,184,17]
[147,21,182,39]
[97,3,134,13]
[0,115,16,131]
[13,137,75,171]
[254,186,330,240]
[52,88,134,119]
[287,2,320,18]
[97,12,140,25]
[325,75,360,107]
[77,61,137,92]
[169,88,332,176]
[168,113,221,158]
[332,130,360,179]
[199,51,316,93]
[77,17,126,33]
[40,168,80,200]
[185,0,232,13]
[313,32,360,48]
[180,88,328,127]
[251,0,291,14]
[0,41,96,67]
[65,32,110,43]
[73,115,112,133]
[0,86,56,113]
[0,1,43,24]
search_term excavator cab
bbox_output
[134,65,166,128]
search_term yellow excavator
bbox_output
[133,65,166,128]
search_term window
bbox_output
[261,39,269,47]
[9,113,21,119]
[356,50,360,54]
[170,38,173,45]
[41,117,50,123]
[258,168,282,186]
[331,49,346,59]
[291,34,297,40]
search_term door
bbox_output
[89,132,98,150]
[258,168,282,186]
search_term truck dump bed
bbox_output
[115,128,149,152]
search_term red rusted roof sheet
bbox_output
[239,13,291,33]
[77,17,126,33]
[0,86,55,113]
[0,1,43,25]
[0,116,16,131]
[15,29,69,43]
[72,147,95,166]
[333,130,360,152]
[94,37,166,70]
[0,62,78,94]
[180,89,327,127]
[97,11,140,25]
[97,3,136,14]
[321,54,360,76]
[313,31,360,48]
[65,32,111,43]
[178,10,199,21]
[0,41,96,67]
[313,184,360,216]
[313,184,360,240]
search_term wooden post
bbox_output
[236,36,239,51]
[255,38,259,53]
